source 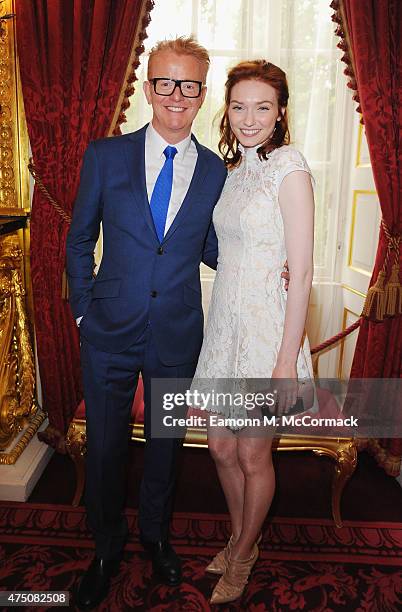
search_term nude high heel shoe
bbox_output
[210,543,259,604]
[206,533,262,575]
[205,535,234,574]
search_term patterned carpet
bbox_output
[0,502,401,611]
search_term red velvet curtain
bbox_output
[16,0,153,449]
[332,0,402,475]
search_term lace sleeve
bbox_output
[276,147,315,189]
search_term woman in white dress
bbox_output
[191,60,315,604]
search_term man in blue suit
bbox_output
[67,37,227,609]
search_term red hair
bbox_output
[218,60,290,168]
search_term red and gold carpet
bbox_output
[0,502,401,611]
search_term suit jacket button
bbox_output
[157,246,164,255]
[151,290,157,298]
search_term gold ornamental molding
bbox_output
[0,0,29,214]
[0,0,17,209]
[341,283,366,299]
[0,235,37,452]
[355,121,371,169]
[0,409,46,465]
[347,189,379,277]
[0,0,39,463]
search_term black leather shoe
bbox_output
[142,540,182,586]
[75,556,121,610]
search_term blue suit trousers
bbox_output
[80,325,196,559]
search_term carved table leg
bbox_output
[313,438,357,528]
[331,439,357,527]
[65,421,87,507]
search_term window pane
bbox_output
[198,0,243,51]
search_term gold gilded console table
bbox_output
[0,1,45,466]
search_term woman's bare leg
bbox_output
[230,435,275,559]
[208,422,244,541]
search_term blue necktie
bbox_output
[150,145,178,242]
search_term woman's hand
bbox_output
[272,362,298,414]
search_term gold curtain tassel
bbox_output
[61,267,69,301]
[384,262,401,316]
[362,270,386,320]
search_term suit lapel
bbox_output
[123,125,158,241]
[123,128,210,244]
[163,135,209,243]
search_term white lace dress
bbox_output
[191,144,315,423]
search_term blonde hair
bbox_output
[147,36,210,82]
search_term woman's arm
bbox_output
[274,169,314,377]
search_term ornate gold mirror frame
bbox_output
[0,0,45,466]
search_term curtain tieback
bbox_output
[362,220,401,321]
[28,159,72,224]
[28,159,71,301]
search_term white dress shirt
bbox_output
[145,122,198,234]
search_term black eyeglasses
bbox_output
[150,78,203,98]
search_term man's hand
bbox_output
[281,259,290,291]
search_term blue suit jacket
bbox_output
[66,124,227,365]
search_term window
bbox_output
[123,0,343,278]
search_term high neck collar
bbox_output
[239,143,262,163]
